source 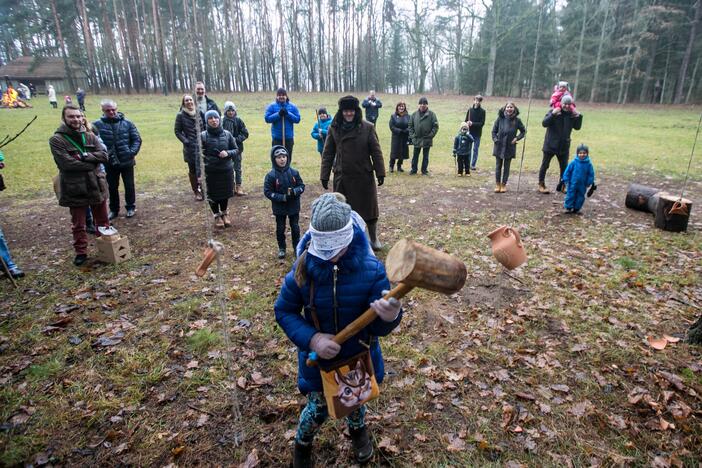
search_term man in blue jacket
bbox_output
[93,99,142,219]
[264,88,301,162]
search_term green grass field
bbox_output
[1,92,700,199]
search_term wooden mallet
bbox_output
[306,239,467,366]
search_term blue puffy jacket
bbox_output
[310,116,332,153]
[274,226,402,394]
[263,145,304,216]
[264,101,301,140]
[93,113,142,168]
[563,155,595,211]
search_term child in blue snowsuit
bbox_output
[310,107,332,157]
[274,193,403,467]
[562,143,596,213]
[263,145,305,259]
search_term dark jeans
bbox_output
[275,213,300,251]
[471,136,481,168]
[411,147,430,173]
[106,164,136,214]
[209,199,228,214]
[69,201,109,254]
[50,101,57,109]
[539,151,569,185]
[495,157,512,184]
[272,138,294,163]
[456,152,471,174]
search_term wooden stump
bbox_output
[654,192,692,233]
[625,184,660,212]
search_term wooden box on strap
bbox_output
[96,234,132,264]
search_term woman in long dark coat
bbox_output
[491,101,526,193]
[174,94,205,200]
[201,110,238,228]
[320,95,385,250]
[388,102,410,172]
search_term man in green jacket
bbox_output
[408,97,439,175]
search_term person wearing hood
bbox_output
[263,145,305,259]
[47,85,57,108]
[320,95,385,251]
[93,99,142,219]
[264,88,301,161]
[310,107,332,157]
[562,144,596,214]
[221,101,249,196]
[491,101,526,193]
[539,94,583,194]
[49,105,110,266]
[174,94,205,201]
[275,193,403,467]
[200,110,238,229]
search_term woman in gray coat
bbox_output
[491,102,526,193]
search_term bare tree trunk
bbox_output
[639,37,658,103]
[485,0,499,96]
[685,56,700,103]
[49,0,75,90]
[661,45,671,104]
[674,0,701,103]
[573,0,588,100]
[317,0,325,91]
[77,0,98,92]
[589,0,610,103]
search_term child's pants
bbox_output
[295,392,366,445]
[0,226,18,271]
[276,214,300,251]
[456,152,471,174]
[564,183,587,211]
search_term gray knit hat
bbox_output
[224,101,236,112]
[561,95,573,105]
[311,193,352,232]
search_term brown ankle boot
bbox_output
[214,213,225,229]
[494,184,501,193]
[235,184,246,196]
[222,211,232,227]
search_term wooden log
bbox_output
[385,239,467,294]
[654,192,692,232]
[625,183,661,213]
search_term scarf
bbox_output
[308,217,354,260]
[182,106,197,117]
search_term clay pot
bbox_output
[195,246,218,277]
[487,225,527,270]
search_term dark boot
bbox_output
[188,173,203,201]
[292,441,313,468]
[397,162,404,172]
[366,221,382,251]
[350,426,373,464]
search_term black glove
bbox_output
[587,183,597,197]
[377,176,384,187]
[279,108,288,117]
[321,179,329,190]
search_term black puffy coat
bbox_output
[389,113,410,161]
[222,115,249,153]
[93,113,142,168]
[491,107,526,160]
[174,109,204,165]
[541,110,583,156]
[200,126,238,200]
[263,146,305,216]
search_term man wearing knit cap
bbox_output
[408,96,439,175]
[539,94,583,194]
[275,192,403,466]
[321,95,385,251]
[222,101,249,195]
[264,88,301,161]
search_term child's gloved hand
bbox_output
[370,290,402,322]
[310,333,341,360]
[587,183,597,197]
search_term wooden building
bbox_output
[0,56,86,94]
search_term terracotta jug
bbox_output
[487,225,527,270]
[195,246,218,277]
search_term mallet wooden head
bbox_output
[385,239,467,294]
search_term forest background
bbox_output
[1,0,701,104]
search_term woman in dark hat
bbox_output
[320,96,386,251]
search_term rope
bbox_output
[679,112,702,201]
[511,0,545,225]
[196,112,243,445]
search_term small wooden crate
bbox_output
[95,234,132,264]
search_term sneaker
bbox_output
[277,249,286,259]
[409,170,417,175]
[126,208,136,218]
[9,267,25,279]
[421,171,429,176]
[470,166,477,171]
[350,426,374,463]
[397,167,404,173]
[108,211,118,220]
[73,254,88,266]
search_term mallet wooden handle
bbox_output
[306,282,413,367]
